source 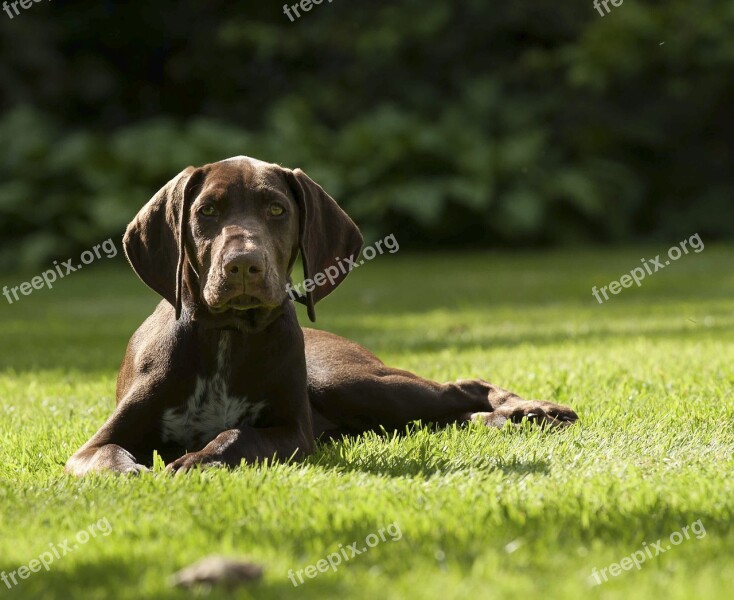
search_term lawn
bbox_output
[0,246,732,599]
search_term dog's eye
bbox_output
[269,203,285,217]
[199,204,218,217]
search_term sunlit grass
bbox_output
[0,246,732,599]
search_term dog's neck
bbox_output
[213,330,233,375]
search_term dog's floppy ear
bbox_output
[287,168,363,322]
[123,166,206,319]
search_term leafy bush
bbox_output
[1,0,732,267]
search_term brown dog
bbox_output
[65,156,578,475]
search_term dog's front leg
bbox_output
[165,423,314,473]
[65,397,158,476]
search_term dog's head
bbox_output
[123,156,363,331]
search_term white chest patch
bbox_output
[160,332,265,450]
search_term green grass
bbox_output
[1,246,733,599]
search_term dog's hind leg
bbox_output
[303,328,578,437]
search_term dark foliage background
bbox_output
[1,0,732,268]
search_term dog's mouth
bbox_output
[198,294,284,333]
[208,294,263,314]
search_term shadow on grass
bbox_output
[309,428,552,478]
[312,453,551,478]
[0,555,379,600]
[0,557,176,600]
[3,319,731,375]
[335,321,734,356]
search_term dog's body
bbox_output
[66,157,577,475]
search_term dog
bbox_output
[65,156,578,475]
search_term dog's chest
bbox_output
[160,332,265,450]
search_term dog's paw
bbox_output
[65,444,149,476]
[118,462,150,474]
[472,400,578,429]
[100,446,150,474]
[166,452,226,474]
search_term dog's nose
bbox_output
[223,252,265,279]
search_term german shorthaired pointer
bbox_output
[65,156,578,475]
